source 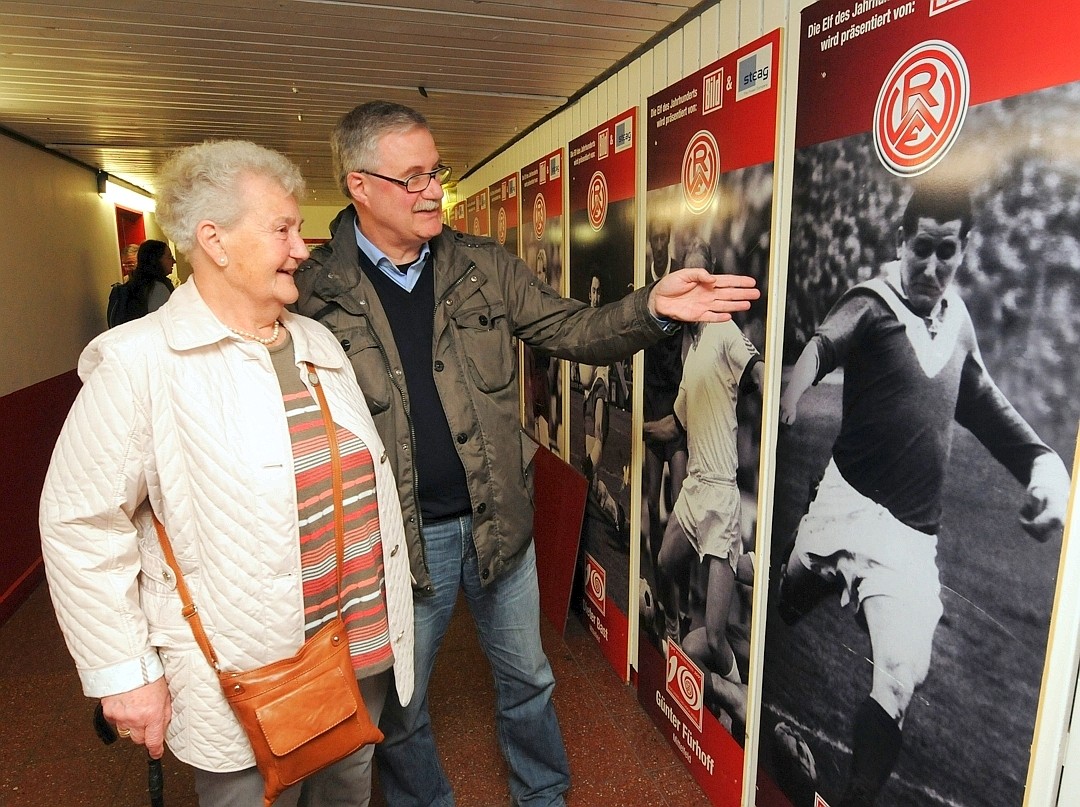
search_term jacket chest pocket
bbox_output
[449,297,515,393]
[336,322,394,414]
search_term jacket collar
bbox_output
[159,276,345,369]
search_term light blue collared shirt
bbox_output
[354,219,431,292]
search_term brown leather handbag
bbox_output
[153,363,383,806]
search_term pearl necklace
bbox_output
[229,320,281,345]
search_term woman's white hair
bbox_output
[155,140,305,256]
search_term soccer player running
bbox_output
[776,182,1070,807]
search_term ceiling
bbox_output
[0,0,706,202]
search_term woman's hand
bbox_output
[101,676,173,759]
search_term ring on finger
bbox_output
[118,728,132,738]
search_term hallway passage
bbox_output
[0,582,710,806]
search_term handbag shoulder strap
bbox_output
[151,360,346,672]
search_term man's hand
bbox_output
[100,676,173,759]
[1019,453,1071,542]
[649,267,759,323]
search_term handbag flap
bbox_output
[254,666,359,756]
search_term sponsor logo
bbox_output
[533,193,546,241]
[736,42,773,101]
[665,640,704,731]
[615,116,633,152]
[507,176,517,197]
[703,67,724,115]
[472,216,480,234]
[681,130,720,214]
[549,153,561,180]
[496,207,507,245]
[588,171,608,231]
[929,0,972,15]
[874,40,969,176]
[598,128,610,160]
[584,552,606,616]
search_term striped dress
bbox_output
[270,332,394,677]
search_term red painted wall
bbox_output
[0,371,81,625]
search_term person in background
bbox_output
[40,139,413,807]
[121,243,140,278]
[293,100,760,807]
[133,239,177,315]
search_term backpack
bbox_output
[106,281,133,328]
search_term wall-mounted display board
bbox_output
[637,29,782,805]
[489,172,520,258]
[520,150,566,456]
[757,2,1080,806]
[466,187,490,236]
[568,109,638,681]
[449,199,467,233]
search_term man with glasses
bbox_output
[293,100,760,807]
[775,182,1069,807]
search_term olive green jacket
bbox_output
[292,206,666,595]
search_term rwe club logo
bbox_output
[874,40,969,177]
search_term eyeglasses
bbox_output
[361,164,452,193]
[909,236,960,261]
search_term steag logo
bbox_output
[549,153,561,180]
[588,171,608,232]
[614,116,633,153]
[736,42,773,101]
[584,552,606,616]
[874,40,969,176]
[665,640,704,731]
[496,207,507,245]
[681,130,720,214]
[533,193,546,241]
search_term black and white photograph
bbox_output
[759,82,1080,807]
[638,165,773,739]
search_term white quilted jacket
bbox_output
[39,278,414,772]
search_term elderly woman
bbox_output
[39,140,413,807]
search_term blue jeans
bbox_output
[374,515,569,807]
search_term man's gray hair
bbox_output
[331,101,429,198]
[156,140,305,256]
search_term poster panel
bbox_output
[568,109,637,680]
[466,188,490,236]
[758,3,1080,807]
[638,30,781,805]
[520,149,565,456]
[449,199,467,233]
[489,172,520,258]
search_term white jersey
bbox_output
[675,320,759,484]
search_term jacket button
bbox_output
[481,569,490,580]
[434,360,444,372]
[409,516,416,524]
[341,339,351,351]
[390,545,399,556]
[478,316,489,327]
[456,432,468,444]
[476,503,487,514]
[380,452,388,463]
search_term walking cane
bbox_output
[93,701,165,807]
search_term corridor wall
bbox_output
[452,1,1080,805]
